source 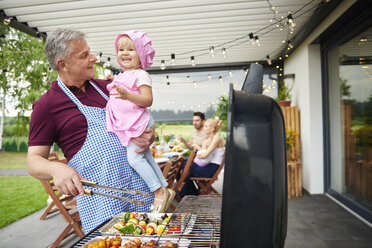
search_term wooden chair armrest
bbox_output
[190,177,211,181]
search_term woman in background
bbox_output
[179,118,225,197]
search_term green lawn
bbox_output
[0,151,28,169]
[0,176,48,228]
[158,124,194,136]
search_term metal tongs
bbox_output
[81,180,149,205]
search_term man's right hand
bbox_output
[51,162,85,196]
[27,146,85,196]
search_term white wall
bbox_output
[283,0,356,194]
[285,45,324,193]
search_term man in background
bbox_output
[179,112,208,151]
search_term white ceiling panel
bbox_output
[1,0,325,70]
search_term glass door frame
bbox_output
[321,0,372,223]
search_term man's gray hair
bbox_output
[45,28,86,71]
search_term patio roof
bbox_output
[0,0,327,71]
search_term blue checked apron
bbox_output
[57,78,153,233]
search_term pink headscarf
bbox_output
[115,30,155,70]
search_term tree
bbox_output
[339,77,351,98]
[215,96,229,132]
[0,24,56,150]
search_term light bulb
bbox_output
[170,54,175,66]
[160,60,166,70]
[191,56,195,66]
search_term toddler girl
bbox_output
[106,30,174,213]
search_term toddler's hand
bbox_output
[104,74,114,81]
[113,85,129,100]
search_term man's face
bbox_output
[62,39,97,81]
[192,116,204,130]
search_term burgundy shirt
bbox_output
[28,79,110,161]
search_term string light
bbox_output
[287,41,293,50]
[166,75,170,88]
[96,52,102,63]
[86,0,326,70]
[104,57,111,68]
[170,53,176,65]
[255,36,260,46]
[221,48,226,58]
[249,33,255,45]
[3,17,13,25]
[146,0,325,70]
[160,60,166,70]
[208,74,212,80]
[186,75,190,82]
[266,55,272,65]
[219,76,223,84]
[229,71,233,77]
[191,56,195,66]
[193,81,197,87]
[287,13,296,28]
[209,46,215,57]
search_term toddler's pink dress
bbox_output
[106,70,150,146]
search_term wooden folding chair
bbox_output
[39,152,84,248]
[168,151,197,209]
[190,153,225,195]
[162,155,184,189]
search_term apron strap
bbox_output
[90,79,110,101]
[57,77,109,106]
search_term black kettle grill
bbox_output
[220,63,288,248]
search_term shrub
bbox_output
[19,141,28,152]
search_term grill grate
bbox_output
[70,195,222,247]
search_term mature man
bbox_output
[27,29,154,233]
[179,112,208,151]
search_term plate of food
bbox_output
[99,212,196,236]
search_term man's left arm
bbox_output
[132,126,155,153]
